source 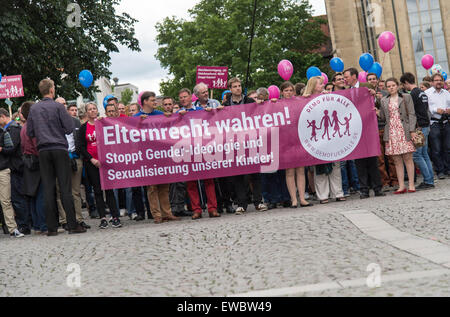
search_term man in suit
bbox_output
[343,68,385,199]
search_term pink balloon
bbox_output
[278,60,294,81]
[192,94,198,102]
[268,85,280,100]
[378,31,396,53]
[137,91,144,106]
[321,72,328,85]
[422,54,434,70]
[358,71,368,83]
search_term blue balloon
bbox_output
[0,72,2,83]
[307,66,322,80]
[222,90,231,100]
[79,70,93,88]
[103,94,115,108]
[359,53,375,72]
[442,71,448,81]
[330,57,344,73]
[368,62,383,79]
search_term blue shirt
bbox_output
[133,110,164,117]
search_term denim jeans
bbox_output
[340,161,360,194]
[413,127,435,185]
[429,122,450,175]
[11,172,30,230]
[28,183,47,232]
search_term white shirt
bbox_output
[425,87,450,120]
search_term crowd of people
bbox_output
[0,67,449,238]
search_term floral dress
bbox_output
[385,97,416,156]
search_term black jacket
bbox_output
[0,121,24,173]
[223,94,255,106]
[77,121,93,162]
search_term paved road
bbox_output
[1,178,448,297]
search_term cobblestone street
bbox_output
[1,179,449,297]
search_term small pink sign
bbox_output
[0,75,24,99]
[196,66,228,89]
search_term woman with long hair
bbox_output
[77,102,122,229]
[284,81,313,208]
[303,76,346,204]
[378,78,417,194]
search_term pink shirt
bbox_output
[86,122,98,160]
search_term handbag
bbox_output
[404,101,425,148]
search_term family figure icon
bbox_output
[307,110,353,142]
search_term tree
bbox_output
[120,88,133,106]
[155,0,328,98]
[0,0,140,110]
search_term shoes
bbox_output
[99,219,108,229]
[119,209,127,217]
[256,203,268,212]
[374,191,386,197]
[407,189,416,193]
[268,203,277,210]
[130,213,138,220]
[336,197,346,202]
[192,212,202,220]
[111,218,122,228]
[382,186,391,192]
[290,204,298,209]
[10,229,25,238]
[47,231,58,237]
[320,200,329,204]
[235,207,245,215]
[225,205,235,214]
[300,203,313,208]
[209,210,221,218]
[163,215,181,222]
[154,217,164,224]
[394,189,407,195]
[57,228,66,233]
[417,183,435,190]
[438,173,446,180]
[79,222,91,229]
[282,201,291,208]
[304,192,310,200]
[68,225,87,234]
[360,193,370,199]
[344,193,351,198]
[62,223,69,231]
[18,227,31,235]
[135,215,145,221]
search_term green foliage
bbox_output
[156,0,329,98]
[0,0,140,111]
[120,88,133,105]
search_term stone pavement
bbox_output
[0,179,448,297]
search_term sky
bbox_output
[109,0,326,95]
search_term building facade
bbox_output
[325,0,449,81]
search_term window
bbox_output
[406,0,448,80]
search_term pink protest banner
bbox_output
[96,88,380,190]
[0,75,24,99]
[196,66,228,89]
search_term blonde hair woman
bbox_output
[303,76,346,204]
[284,79,321,208]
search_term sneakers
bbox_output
[130,213,138,220]
[119,209,126,217]
[417,183,435,190]
[111,218,122,228]
[235,207,245,215]
[255,203,268,212]
[79,222,91,229]
[304,192,310,200]
[99,219,108,229]
[10,229,25,238]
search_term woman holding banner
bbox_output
[77,102,122,229]
[282,81,313,208]
[303,76,345,204]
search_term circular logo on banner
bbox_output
[298,94,363,161]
